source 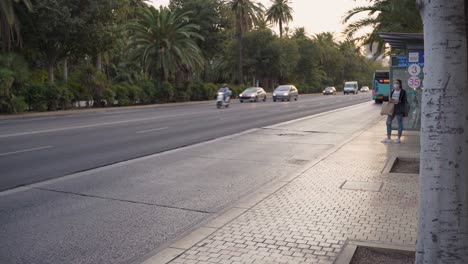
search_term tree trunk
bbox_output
[47,62,55,83]
[63,58,68,83]
[204,62,209,82]
[95,53,102,72]
[46,49,58,83]
[279,20,283,38]
[238,34,243,84]
[416,0,468,263]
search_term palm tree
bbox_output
[128,6,205,82]
[229,0,264,83]
[266,0,293,38]
[343,0,422,58]
[292,27,307,39]
[0,0,32,52]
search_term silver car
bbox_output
[273,85,299,102]
[360,86,370,92]
[239,87,267,103]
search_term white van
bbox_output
[343,81,359,95]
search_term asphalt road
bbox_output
[0,93,375,264]
[0,93,371,191]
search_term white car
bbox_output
[360,86,370,92]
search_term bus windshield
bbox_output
[375,71,389,81]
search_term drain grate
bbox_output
[390,158,420,174]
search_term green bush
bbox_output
[44,83,72,111]
[30,69,48,86]
[335,84,344,92]
[226,84,246,99]
[102,88,116,106]
[11,96,28,113]
[204,83,218,100]
[156,81,175,103]
[112,84,131,106]
[128,85,143,103]
[24,84,47,111]
[190,82,205,101]
[138,80,157,104]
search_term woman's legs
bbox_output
[386,115,394,139]
[396,114,403,138]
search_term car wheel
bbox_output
[273,99,276,102]
[240,100,243,103]
[294,96,298,101]
[263,96,266,102]
[254,96,258,102]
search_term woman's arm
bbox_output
[402,90,408,104]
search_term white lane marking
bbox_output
[136,127,169,134]
[0,146,53,157]
[0,111,212,138]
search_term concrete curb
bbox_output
[138,103,384,264]
[334,240,416,264]
[0,100,212,120]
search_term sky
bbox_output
[148,0,371,39]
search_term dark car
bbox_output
[239,87,267,103]
[323,86,336,95]
[273,85,299,102]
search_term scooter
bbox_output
[216,92,230,109]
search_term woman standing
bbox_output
[382,79,407,143]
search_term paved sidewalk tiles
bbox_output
[150,118,420,264]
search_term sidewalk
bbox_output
[143,112,420,263]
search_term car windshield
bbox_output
[243,88,257,93]
[325,87,334,91]
[275,86,290,92]
[345,83,355,88]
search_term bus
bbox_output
[372,70,390,103]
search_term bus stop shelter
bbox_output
[379,33,424,131]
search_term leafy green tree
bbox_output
[292,27,307,39]
[343,0,423,57]
[293,36,323,90]
[128,6,205,82]
[313,32,345,85]
[169,0,232,82]
[0,0,32,52]
[18,0,123,83]
[18,0,76,82]
[0,53,29,112]
[228,0,264,83]
[242,29,280,88]
[276,37,299,83]
[266,0,293,38]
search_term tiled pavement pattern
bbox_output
[169,120,420,264]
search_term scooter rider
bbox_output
[218,83,232,103]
